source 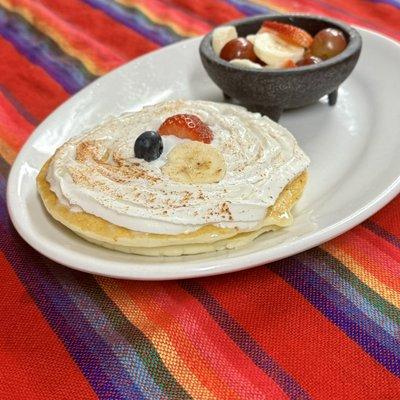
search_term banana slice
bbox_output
[246,34,256,44]
[212,26,237,56]
[162,142,226,184]
[229,59,262,69]
[254,32,304,68]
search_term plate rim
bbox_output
[6,27,400,280]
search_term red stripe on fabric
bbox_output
[168,0,243,25]
[371,196,400,237]
[315,0,400,35]
[0,37,69,121]
[121,281,289,399]
[333,226,400,290]
[200,267,400,399]
[0,93,33,150]
[358,224,400,268]
[6,0,124,74]
[123,0,212,35]
[37,0,158,61]
[0,253,97,399]
[118,281,242,400]
[267,0,400,40]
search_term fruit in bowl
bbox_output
[200,14,362,121]
[213,20,348,70]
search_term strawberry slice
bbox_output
[158,114,213,144]
[262,21,313,48]
[282,59,296,68]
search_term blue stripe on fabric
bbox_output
[51,267,167,400]
[0,192,145,399]
[0,7,94,93]
[298,253,400,340]
[273,257,400,376]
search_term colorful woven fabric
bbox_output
[1,1,400,399]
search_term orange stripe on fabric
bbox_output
[201,266,400,400]
[0,135,17,164]
[38,0,158,61]
[0,253,97,400]
[348,226,400,285]
[323,242,400,309]
[144,282,290,400]
[117,280,242,400]
[1,0,123,75]
[97,277,218,400]
[0,37,69,121]
[0,124,22,161]
[118,0,211,36]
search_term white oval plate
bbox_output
[7,28,400,280]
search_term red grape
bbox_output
[220,38,258,62]
[296,55,322,66]
[311,28,347,60]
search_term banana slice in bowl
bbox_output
[254,32,304,68]
[212,26,238,55]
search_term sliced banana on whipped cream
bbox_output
[162,142,226,184]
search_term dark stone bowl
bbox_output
[199,14,362,121]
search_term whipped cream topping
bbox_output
[47,100,310,234]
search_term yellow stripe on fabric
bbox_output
[97,277,218,400]
[248,0,289,13]
[115,0,199,37]
[323,243,400,309]
[0,0,106,76]
[119,281,242,400]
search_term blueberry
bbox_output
[134,131,163,162]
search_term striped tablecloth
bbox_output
[1,1,400,399]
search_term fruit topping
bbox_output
[220,38,258,62]
[158,114,214,144]
[162,142,226,184]
[282,59,297,68]
[246,34,256,44]
[311,28,347,59]
[212,22,347,69]
[230,59,263,69]
[254,32,304,68]
[212,26,238,55]
[261,21,313,48]
[134,131,163,162]
[296,55,322,66]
